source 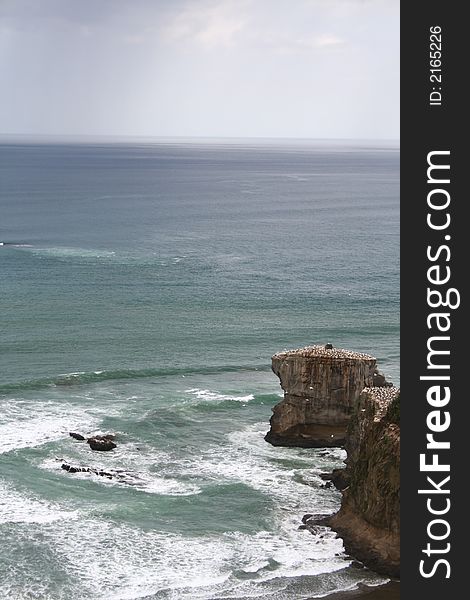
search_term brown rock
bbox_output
[265,345,377,447]
[326,387,400,578]
[69,432,85,441]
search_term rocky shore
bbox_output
[266,345,400,579]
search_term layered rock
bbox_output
[265,345,377,447]
[327,387,400,578]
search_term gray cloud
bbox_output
[0,0,399,139]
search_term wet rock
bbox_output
[61,463,88,474]
[301,513,332,527]
[69,432,86,441]
[61,462,114,479]
[351,560,365,569]
[331,469,350,491]
[320,469,350,491]
[87,436,117,451]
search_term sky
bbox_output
[0,0,399,140]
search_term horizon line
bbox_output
[0,132,400,146]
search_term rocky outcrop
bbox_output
[60,462,141,485]
[67,432,117,451]
[326,387,400,578]
[320,468,350,491]
[61,463,114,478]
[265,345,377,447]
[87,435,117,451]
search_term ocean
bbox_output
[0,140,399,599]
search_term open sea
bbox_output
[0,140,399,599]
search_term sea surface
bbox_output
[0,140,399,599]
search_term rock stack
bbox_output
[265,345,377,447]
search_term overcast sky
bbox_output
[0,0,399,140]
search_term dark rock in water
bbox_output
[298,524,307,530]
[61,462,114,479]
[330,468,350,491]
[351,560,365,569]
[321,481,333,489]
[301,513,332,528]
[307,525,322,535]
[320,468,350,491]
[98,470,113,478]
[61,463,88,474]
[87,436,117,451]
[69,432,85,441]
[324,343,334,349]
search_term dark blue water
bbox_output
[0,141,399,599]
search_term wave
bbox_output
[40,457,202,497]
[0,364,270,394]
[182,389,281,413]
[0,399,100,454]
[0,481,78,525]
[15,244,191,267]
[30,246,117,260]
[186,388,255,403]
[0,494,386,599]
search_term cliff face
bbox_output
[327,387,400,578]
[265,346,377,447]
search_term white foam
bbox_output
[0,508,344,599]
[30,246,116,260]
[44,460,202,497]
[138,476,201,496]
[0,399,99,454]
[0,481,77,524]
[185,388,255,403]
[0,394,385,598]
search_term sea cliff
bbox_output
[266,345,400,578]
[327,387,400,578]
[265,345,377,447]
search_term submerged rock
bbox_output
[265,345,377,447]
[60,462,142,485]
[61,462,115,479]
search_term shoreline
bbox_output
[320,581,400,600]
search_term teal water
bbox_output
[0,140,399,599]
